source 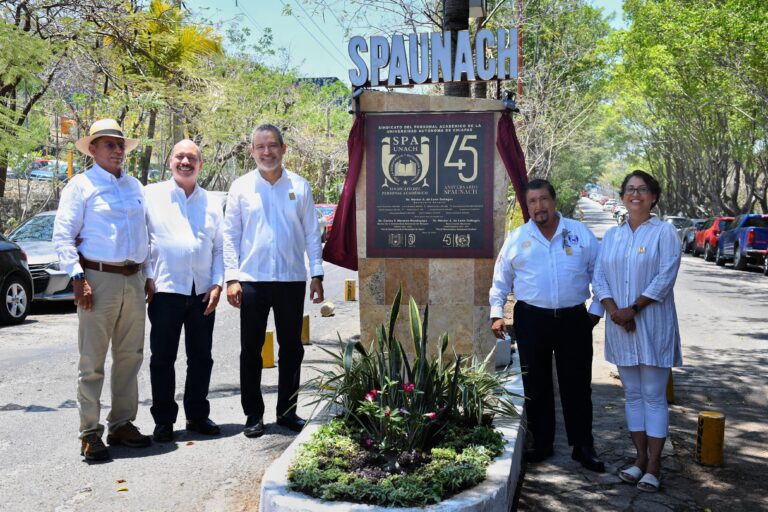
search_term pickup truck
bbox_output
[715,214,768,270]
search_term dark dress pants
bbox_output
[240,281,306,420]
[513,301,595,450]
[148,289,215,425]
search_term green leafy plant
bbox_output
[288,418,505,507]
[302,284,521,455]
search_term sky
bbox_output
[185,0,625,84]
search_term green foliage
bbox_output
[304,286,521,456]
[288,418,502,507]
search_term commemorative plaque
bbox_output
[366,112,494,258]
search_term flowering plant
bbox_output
[305,286,521,455]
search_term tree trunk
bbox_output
[443,0,470,97]
[0,151,8,198]
[139,108,158,185]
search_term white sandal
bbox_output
[637,472,661,492]
[618,465,643,484]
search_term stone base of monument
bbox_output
[259,355,526,512]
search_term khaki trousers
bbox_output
[77,268,146,438]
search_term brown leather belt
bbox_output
[80,256,141,276]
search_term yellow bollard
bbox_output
[696,411,725,466]
[301,314,310,345]
[666,369,675,404]
[344,279,357,301]
[262,330,275,369]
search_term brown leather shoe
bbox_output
[107,422,152,448]
[81,434,110,461]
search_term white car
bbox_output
[7,211,73,301]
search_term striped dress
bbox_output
[592,216,683,367]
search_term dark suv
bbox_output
[0,233,33,324]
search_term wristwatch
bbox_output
[312,275,323,282]
[73,272,85,281]
[630,303,640,314]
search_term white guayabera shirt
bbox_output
[223,167,324,283]
[53,163,150,277]
[144,179,224,295]
[489,215,604,319]
[592,216,683,367]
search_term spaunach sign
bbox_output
[348,28,518,88]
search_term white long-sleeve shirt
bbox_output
[223,167,323,283]
[53,164,149,277]
[592,216,683,367]
[144,179,224,295]
[489,215,604,319]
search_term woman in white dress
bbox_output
[592,170,682,492]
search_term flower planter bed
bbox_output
[259,356,525,512]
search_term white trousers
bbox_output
[617,364,669,438]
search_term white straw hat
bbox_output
[75,118,139,156]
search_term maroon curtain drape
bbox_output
[322,112,365,271]
[496,111,530,222]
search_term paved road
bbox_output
[0,260,357,512]
[517,199,768,511]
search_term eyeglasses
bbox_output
[173,153,199,164]
[97,141,126,151]
[625,186,650,195]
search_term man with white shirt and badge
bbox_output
[53,119,153,461]
[144,139,224,442]
[224,124,324,438]
[489,179,606,473]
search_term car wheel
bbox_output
[0,275,31,325]
[715,245,726,266]
[733,244,746,270]
[692,243,700,257]
[705,242,715,262]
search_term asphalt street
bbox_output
[0,260,357,512]
[517,199,768,511]
[2,201,766,511]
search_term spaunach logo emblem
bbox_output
[381,136,430,187]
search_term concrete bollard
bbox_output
[344,279,357,301]
[320,301,335,317]
[696,411,725,466]
[262,330,275,369]
[666,368,675,404]
[301,314,310,345]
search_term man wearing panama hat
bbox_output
[53,118,154,461]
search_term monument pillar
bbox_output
[355,90,510,361]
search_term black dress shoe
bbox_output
[572,445,606,473]
[153,424,174,443]
[276,412,306,432]
[243,416,265,438]
[186,418,221,436]
[524,446,554,463]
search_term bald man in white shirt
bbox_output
[489,179,605,473]
[144,139,224,443]
[54,119,154,461]
[223,124,324,438]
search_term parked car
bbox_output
[603,199,617,211]
[763,250,768,276]
[714,214,768,269]
[663,215,687,231]
[315,208,328,243]
[0,233,33,324]
[315,203,337,236]
[693,216,734,261]
[7,211,74,301]
[679,218,706,253]
[29,161,76,182]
